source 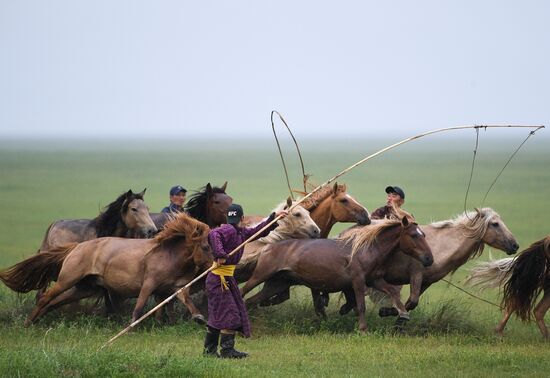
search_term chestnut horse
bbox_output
[337,208,519,319]
[240,214,433,331]
[40,189,158,252]
[466,236,550,339]
[0,213,213,325]
[150,182,232,229]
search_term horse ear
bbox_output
[137,188,146,197]
[126,189,134,197]
[285,197,292,210]
[341,183,347,191]
[402,216,410,227]
[331,182,338,197]
[220,181,228,192]
[206,183,213,198]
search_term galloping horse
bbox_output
[0,213,213,325]
[337,208,519,318]
[466,236,550,339]
[150,182,232,229]
[240,213,433,332]
[40,189,157,252]
[241,183,370,310]
[235,198,321,282]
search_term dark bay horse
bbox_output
[466,236,550,339]
[0,213,213,325]
[40,189,158,252]
[337,208,519,319]
[150,182,232,229]
[240,215,433,331]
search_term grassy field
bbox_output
[0,135,549,377]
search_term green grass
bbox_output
[0,136,549,377]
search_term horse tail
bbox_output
[502,239,548,321]
[464,258,515,290]
[0,243,77,293]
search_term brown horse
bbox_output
[40,189,158,252]
[235,199,321,282]
[338,208,519,319]
[150,182,232,229]
[466,236,550,339]
[0,213,213,325]
[240,214,433,331]
[241,183,370,309]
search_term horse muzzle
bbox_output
[420,254,434,267]
[506,240,520,255]
[356,212,371,226]
[309,227,321,239]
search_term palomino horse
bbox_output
[337,208,519,319]
[0,213,213,325]
[235,198,321,283]
[466,236,550,339]
[240,214,433,332]
[150,182,232,229]
[40,189,157,252]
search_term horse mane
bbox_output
[430,208,500,262]
[154,212,210,246]
[338,206,414,260]
[94,191,143,237]
[184,185,227,223]
[298,184,346,211]
[502,236,550,321]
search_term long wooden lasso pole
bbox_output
[100,123,543,350]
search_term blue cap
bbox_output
[169,185,187,196]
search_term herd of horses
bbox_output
[0,182,548,339]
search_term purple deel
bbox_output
[206,214,277,337]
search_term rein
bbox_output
[100,123,543,350]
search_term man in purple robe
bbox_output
[203,203,288,358]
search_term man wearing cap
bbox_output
[161,185,187,213]
[203,203,288,358]
[370,186,405,220]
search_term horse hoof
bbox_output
[193,314,206,325]
[23,319,32,328]
[379,307,399,317]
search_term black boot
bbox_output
[203,328,220,357]
[220,333,248,359]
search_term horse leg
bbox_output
[311,289,327,319]
[339,288,356,315]
[352,278,368,332]
[260,287,290,306]
[495,309,512,336]
[533,289,550,339]
[34,285,98,320]
[131,279,157,323]
[240,270,272,298]
[370,278,410,331]
[176,287,206,325]
[405,273,424,311]
[245,279,291,308]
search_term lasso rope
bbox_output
[271,111,309,199]
[441,278,502,309]
[99,123,543,350]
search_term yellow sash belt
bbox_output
[211,265,236,291]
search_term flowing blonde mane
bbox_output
[154,212,210,245]
[430,208,498,240]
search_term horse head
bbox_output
[398,217,434,267]
[121,189,158,238]
[205,182,233,227]
[329,183,370,225]
[279,197,320,239]
[476,208,519,255]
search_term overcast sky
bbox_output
[0,1,548,139]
